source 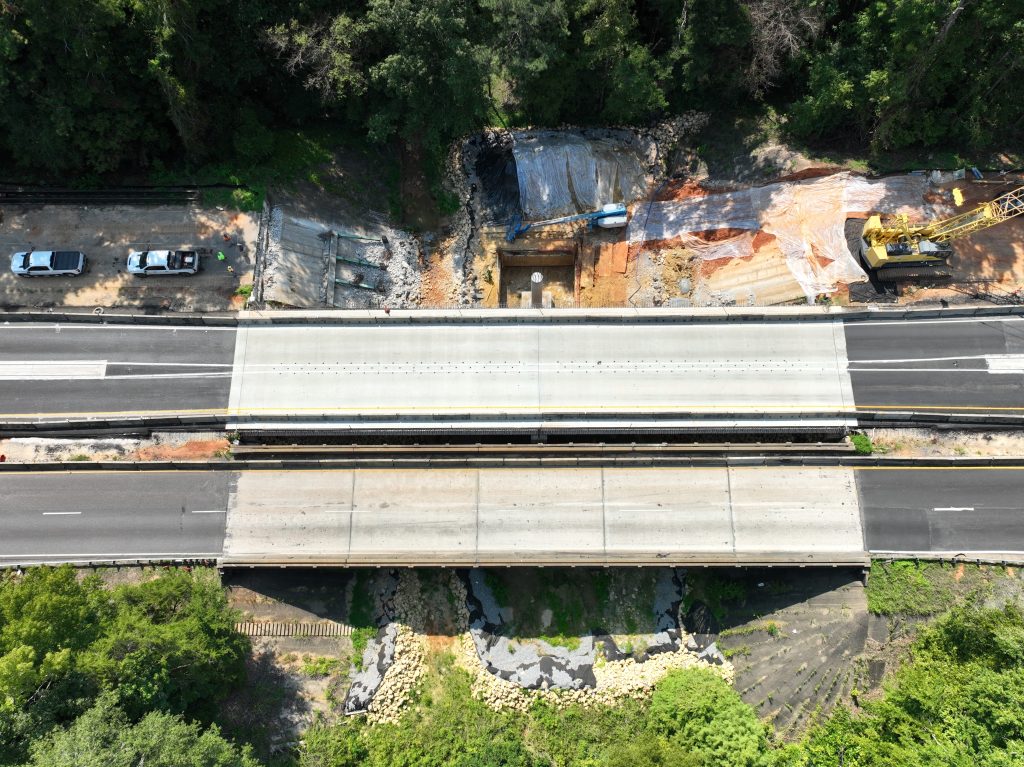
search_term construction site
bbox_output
[253,126,1024,311]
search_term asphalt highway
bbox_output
[0,471,232,565]
[857,468,1024,554]
[844,316,1024,411]
[1,316,1021,424]
[1,467,1021,566]
[0,323,236,417]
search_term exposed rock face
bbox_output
[343,568,732,720]
[457,568,732,711]
[342,570,427,723]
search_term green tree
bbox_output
[364,0,490,158]
[789,0,1024,152]
[0,568,108,712]
[649,668,767,766]
[0,0,160,174]
[28,694,260,767]
[790,606,1024,767]
[82,569,248,720]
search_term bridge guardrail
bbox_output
[1,455,1022,473]
[0,304,1021,327]
[1,409,1021,436]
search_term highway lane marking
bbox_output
[848,368,990,373]
[0,466,1017,479]
[105,362,233,367]
[848,354,1024,375]
[101,373,232,380]
[191,509,227,514]
[850,355,999,363]
[0,361,107,380]
[41,511,82,516]
[985,354,1024,374]
[0,324,234,332]
[0,552,223,560]
[933,507,975,512]
[849,317,1024,327]
[4,404,1023,419]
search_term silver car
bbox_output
[10,250,86,276]
[126,249,200,276]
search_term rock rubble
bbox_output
[343,568,732,721]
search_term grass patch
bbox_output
[233,283,253,298]
[864,557,983,614]
[68,454,91,461]
[348,571,379,672]
[349,627,376,672]
[850,433,873,455]
[720,620,783,639]
[301,656,342,678]
[722,644,752,659]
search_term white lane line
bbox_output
[850,355,993,363]
[0,360,107,380]
[42,511,82,516]
[106,362,233,368]
[933,507,974,512]
[191,509,227,514]
[0,324,234,332]
[103,373,232,380]
[849,354,1024,375]
[849,317,1024,327]
[0,552,222,560]
[985,354,1024,374]
[848,367,985,373]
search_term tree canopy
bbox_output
[0,567,248,766]
[0,0,1019,179]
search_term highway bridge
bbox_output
[1,310,1021,569]
[0,312,1022,434]
[1,465,1022,568]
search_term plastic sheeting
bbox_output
[629,172,937,301]
[512,131,649,219]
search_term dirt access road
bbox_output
[0,204,257,312]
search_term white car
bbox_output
[10,250,87,276]
[126,250,200,276]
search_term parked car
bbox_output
[10,250,87,276]
[126,249,200,276]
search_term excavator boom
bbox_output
[861,184,1024,273]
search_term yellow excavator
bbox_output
[860,184,1024,280]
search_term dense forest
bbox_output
[4,566,1024,766]
[0,0,1020,180]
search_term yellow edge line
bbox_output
[4,404,1024,419]
[3,465,1024,477]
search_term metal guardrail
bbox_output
[0,304,1021,327]
[0,410,1020,437]
[218,552,872,568]
[0,186,202,206]
[1,456,1023,473]
[230,442,856,457]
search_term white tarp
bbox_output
[629,172,940,300]
[512,132,649,219]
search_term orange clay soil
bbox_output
[132,438,229,461]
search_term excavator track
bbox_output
[876,266,952,282]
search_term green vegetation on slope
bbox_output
[6,565,1024,767]
[298,603,1024,767]
[866,560,1008,616]
[0,1,1019,188]
[0,566,250,766]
